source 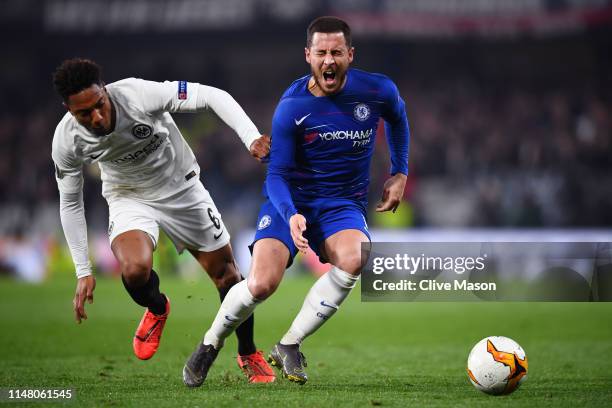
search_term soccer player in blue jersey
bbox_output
[183,16,409,386]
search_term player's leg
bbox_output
[197,239,288,350]
[189,244,275,383]
[189,245,255,355]
[271,199,370,384]
[183,238,289,387]
[281,228,365,338]
[271,230,367,384]
[107,195,170,360]
[112,230,170,360]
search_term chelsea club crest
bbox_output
[258,215,272,230]
[353,103,371,122]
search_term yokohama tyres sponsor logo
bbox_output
[318,128,374,147]
[111,134,164,164]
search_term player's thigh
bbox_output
[247,238,290,300]
[107,196,158,279]
[252,199,298,265]
[188,244,241,288]
[323,229,370,275]
[157,182,230,254]
[312,201,370,274]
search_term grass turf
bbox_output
[0,275,611,407]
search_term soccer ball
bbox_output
[466,336,528,395]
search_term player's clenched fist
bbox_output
[73,275,96,324]
[250,134,271,162]
[289,213,309,254]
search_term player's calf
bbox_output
[190,246,242,291]
[121,270,167,315]
[121,269,170,360]
[280,266,358,346]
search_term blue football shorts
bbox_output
[251,197,371,266]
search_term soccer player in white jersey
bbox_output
[51,58,275,383]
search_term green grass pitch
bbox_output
[1,275,611,407]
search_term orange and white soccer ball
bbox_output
[466,336,528,395]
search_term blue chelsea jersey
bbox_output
[265,68,410,223]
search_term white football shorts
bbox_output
[106,181,230,253]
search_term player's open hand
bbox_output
[250,134,271,162]
[73,275,96,324]
[289,213,309,254]
[376,173,407,213]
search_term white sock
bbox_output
[280,266,359,345]
[203,280,260,349]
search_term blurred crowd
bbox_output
[1,77,610,239]
[403,77,612,227]
[1,38,611,239]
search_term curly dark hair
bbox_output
[306,16,352,48]
[52,58,103,101]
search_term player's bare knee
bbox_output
[120,260,151,286]
[334,251,364,275]
[247,276,279,300]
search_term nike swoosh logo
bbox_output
[214,230,224,240]
[135,320,160,341]
[294,113,311,126]
[320,300,338,310]
[224,315,239,322]
[89,152,103,160]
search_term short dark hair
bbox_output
[53,58,103,101]
[306,16,352,48]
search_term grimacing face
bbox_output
[65,84,113,136]
[305,32,354,96]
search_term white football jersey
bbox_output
[52,78,206,201]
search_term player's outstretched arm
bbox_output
[376,173,407,213]
[137,79,266,158]
[197,85,266,156]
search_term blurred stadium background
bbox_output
[1,0,611,282]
